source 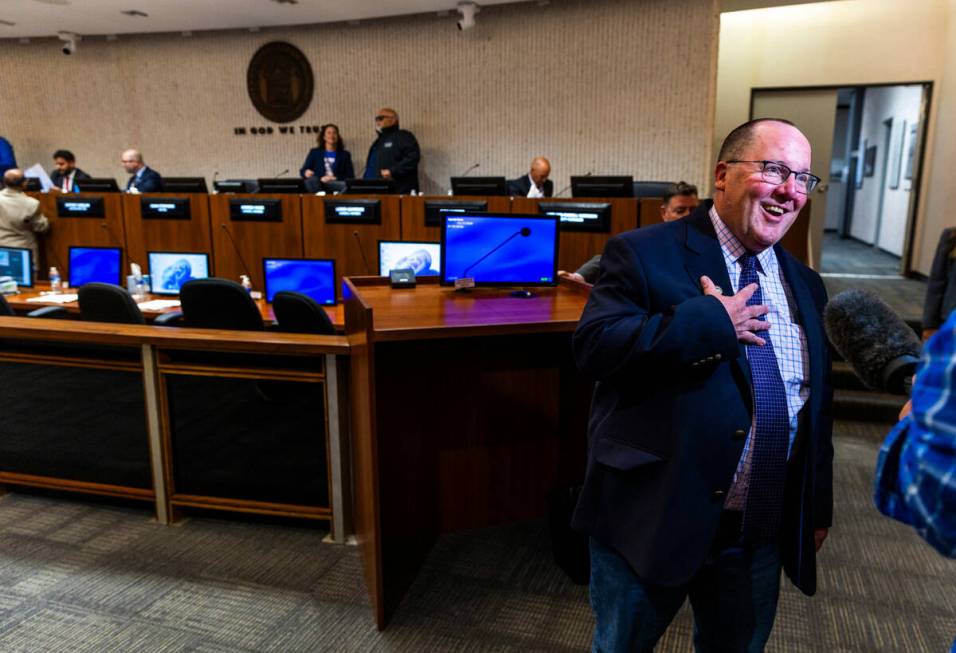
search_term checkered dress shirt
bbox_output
[707,206,810,510]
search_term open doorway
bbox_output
[751,82,931,277]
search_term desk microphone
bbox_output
[462,227,531,278]
[219,222,253,276]
[352,230,372,275]
[555,171,591,198]
[272,168,290,178]
[458,163,480,177]
[211,171,220,193]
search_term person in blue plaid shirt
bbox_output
[875,310,956,558]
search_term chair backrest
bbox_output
[632,181,675,199]
[0,293,13,316]
[78,282,145,325]
[273,291,336,335]
[180,277,263,331]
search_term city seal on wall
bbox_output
[247,41,314,123]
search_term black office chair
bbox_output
[180,278,263,331]
[0,292,70,319]
[78,283,145,324]
[273,291,336,335]
[632,181,676,198]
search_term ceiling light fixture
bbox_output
[120,9,148,17]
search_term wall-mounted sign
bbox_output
[247,41,314,124]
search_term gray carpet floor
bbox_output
[820,233,902,276]
[0,421,954,652]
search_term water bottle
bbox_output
[134,276,147,299]
[49,267,61,294]
[240,274,252,294]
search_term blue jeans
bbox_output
[589,527,782,652]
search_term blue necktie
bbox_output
[738,252,789,540]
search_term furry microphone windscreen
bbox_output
[823,288,922,392]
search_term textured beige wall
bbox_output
[716,0,953,275]
[0,0,719,196]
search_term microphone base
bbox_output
[454,278,475,291]
[510,289,534,299]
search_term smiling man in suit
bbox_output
[573,118,832,652]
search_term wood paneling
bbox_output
[399,195,512,243]
[208,194,304,291]
[41,192,127,282]
[511,197,639,273]
[122,193,213,272]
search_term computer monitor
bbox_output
[147,251,211,295]
[75,178,121,193]
[68,246,122,287]
[450,177,508,196]
[441,212,558,286]
[378,241,441,277]
[257,178,306,194]
[161,177,209,193]
[214,179,259,193]
[0,246,33,287]
[262,257,336,305]
[570,175,634,198]
[344,178,396,194]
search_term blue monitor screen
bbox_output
[441,213,558,286]
[263,258,336,305]
[0,246,33,287]
[148,252,211,295]
[378,241,441,277]
[68,247,122,287]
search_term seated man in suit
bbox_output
[49,149,91,193]
[564,181,700,284]
[121,149,163,193]
[508,156,553,198]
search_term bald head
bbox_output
[3,169,24,189]
[530,157,551,188]
[121,149,144,174]
[375,107,398,130]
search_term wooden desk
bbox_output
[208,194,304,290]
[399,195,511,243]
[4,283,345,329]
[510,197,638,272]
[302,195,401,295]
[123,193,213,269]
[346,277,591,628]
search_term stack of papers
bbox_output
[26,294,78,304]
[136,299,181,311]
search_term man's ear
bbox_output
[713,162,728,193]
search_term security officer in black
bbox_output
[362,107,421,194]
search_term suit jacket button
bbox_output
[715,353,722,361]
[712,490,725,501]
[733,429,746,441]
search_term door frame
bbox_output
[748,81,934,274]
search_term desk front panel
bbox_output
[41,192,127,283]
[123,193,213,273]
[400,195,511,243]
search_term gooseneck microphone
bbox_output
[462,227,531,278]
[352,230,372,275]
[219,222,253,276]
[555,171,591,198]
[823,288,922,395]
[272,169,290,178]
[459,163,480,177]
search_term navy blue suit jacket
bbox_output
[299,148,355,180]
[571,203,833,595]
[126,167,163,193]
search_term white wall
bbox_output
[848,85,923,255]
[0,0,719,196]
[716,0,954,274]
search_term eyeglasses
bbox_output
[724,160,821,194]
[374,115,392,122]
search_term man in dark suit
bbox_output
[507,156,553,198]
[49,149,91,193]
[573,119,832,652]
[362,107,420,194]
[121,149,163,193]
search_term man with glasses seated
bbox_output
[362,107,421,194]
[573,118,830,652]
